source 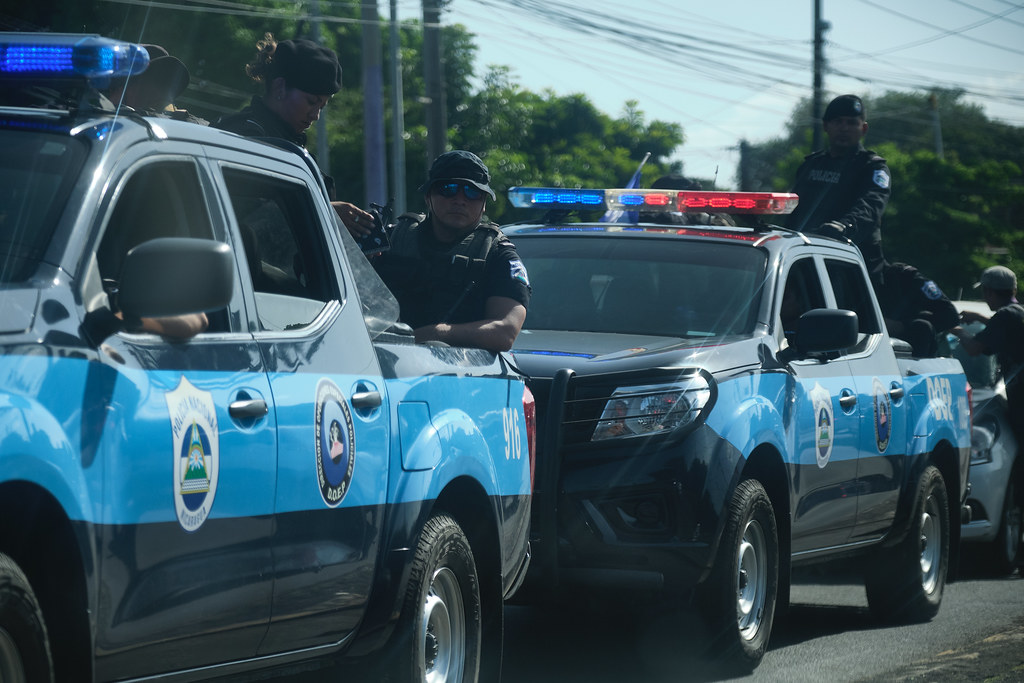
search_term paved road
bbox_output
[501,568,1024,682]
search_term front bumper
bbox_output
[526,370,740,595]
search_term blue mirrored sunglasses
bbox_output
[435,182,484,200]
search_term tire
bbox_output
[986,468,1022,575]
[394,514,482,683]
[866,465,949,623]
[0,554,53,683]
[699,479,779,673]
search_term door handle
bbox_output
[229,398,268,419]
[839,391,857,409]
[889,386,905,401]
[352,390,382,409]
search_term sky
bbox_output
[398,0,1024,189]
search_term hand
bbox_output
[959,310,983,324]
[816,221,847,240]
[332,201,374,237]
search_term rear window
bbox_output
[0,129,89,283]
[515,235,768,338]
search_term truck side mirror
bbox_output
[117,237,235,318]
[795,308,858,355]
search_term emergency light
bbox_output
[508,187,799,215]
[0,33,149,81]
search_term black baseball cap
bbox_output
[274,39,342,95]
[823,94,865,122]
[140,44,190,100]
[417,150,495,199]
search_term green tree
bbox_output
[750,90,1024,295]
[450,67,684,222]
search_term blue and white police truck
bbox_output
[502,186,971,673]
[0,33,533,683]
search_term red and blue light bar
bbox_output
[508,187,799,215]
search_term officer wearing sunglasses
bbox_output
[372,150,531,352]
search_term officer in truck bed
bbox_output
[787,94,891,284]
[372,150,530,353]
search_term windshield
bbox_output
[514,235,767,338]
[0,128,89,283]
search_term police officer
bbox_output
[373,151,530,352]
[876,261,959,357]
[106,44,206,123]
[951,266,1024,436]
[788,94,891,283]
[213,33,373,233]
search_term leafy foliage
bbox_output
[750,90,1024,294]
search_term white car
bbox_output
[951,300,1022,574]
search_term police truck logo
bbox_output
[315,378,356,507]
[873,378,891,452]
[167,378,219,532]
[810,383,834,468]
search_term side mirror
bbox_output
[795,308,858,355]
[117,237,234,318]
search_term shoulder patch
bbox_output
[509,259,530,286]
[873,169,890,189]
[920,280,944,301]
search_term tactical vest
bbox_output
[378,213,508,327]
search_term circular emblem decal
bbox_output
[810,382,834,469]
[168,378,219,532]
[315,379,356,507]
[873,378,891,453]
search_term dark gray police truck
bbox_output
[502,186,971,672]
[0,33,534,683]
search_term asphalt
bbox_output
[859,619,1024,682]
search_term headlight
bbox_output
[592,374,712,441]
[970,416,998,465]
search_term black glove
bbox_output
[816,221,847,241]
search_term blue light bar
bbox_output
[508,186,605,209]
[508,186,799,215]
[0,33,149,80]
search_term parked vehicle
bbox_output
[0,33,533,683]
[502,185,971,672]
[951,300,1022,574]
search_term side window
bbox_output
[97,160,214,286]
[780,257,826,340]
[824,258,881,335]
[222,168,339,331]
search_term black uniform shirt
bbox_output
[788,145,891,276]
[975,302,1024,384]
[375,216,531,330]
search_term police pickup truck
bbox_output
[0,34,533,683]
[503,186,971,672]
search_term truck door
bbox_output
[782,257,862,552]
[214,157,390,654]
[91,156,276,679]
[822,257,907,541]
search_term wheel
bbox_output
[986,468,1022,575]
[395,514,482,683]
[699,479,779,673]
[866,465,949,623]
[0,554,53,683]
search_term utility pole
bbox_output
[311,2,329,172]
[738,139,752,191]
[812,0,828,152]
[362,0,387,206]
[930,92,945,160]
[422,0,447,168]
[390,0,407,214]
